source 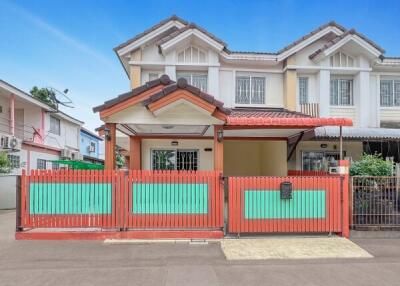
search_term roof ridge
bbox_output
[113,15,188,51]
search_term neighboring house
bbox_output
[0,79,84,174]
[94,15,400,174]
[80,127,104,164]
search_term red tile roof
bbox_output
[227,108,353,127]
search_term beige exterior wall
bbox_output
[130,49,142,89]
[288,140,364,170]
[224,140,287,176]
[283,56,297,111]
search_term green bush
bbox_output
[0,152,11,174]
[350,153,393,176]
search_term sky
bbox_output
[0,0,399,131]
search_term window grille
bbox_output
[176,73,207,92]
[298,77,309,104]
[235,76,265,105]
[330,79,353,106]
[152,149,198,171]
[380,79,400,107]
[37,159,47,170]
[7,154,20,169]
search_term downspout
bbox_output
[10,94,15,136]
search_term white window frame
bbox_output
[235,74,266,106]
[380,79,400,107]
[330,78,354,106]
[298,77,309,104]
[301,150,346,171]
[176,72,208,92]
[49,115,61,135]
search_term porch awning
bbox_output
[314,126,400,140]
[226,108,352,128]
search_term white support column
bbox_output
[355,71,370,127]
[318,69,330,117]
[208,66,219,98]
[165,65,176,80]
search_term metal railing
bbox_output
[351,176,400,227]
[300,103,320,117]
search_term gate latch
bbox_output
[280,182,292,199]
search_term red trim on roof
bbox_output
[226,116,353,127]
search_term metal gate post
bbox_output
[15,175,23,232]
[339,160,350,238]
[223,176,228,236]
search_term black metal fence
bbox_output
[351,176,400,228]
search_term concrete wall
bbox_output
[0,175,17,209]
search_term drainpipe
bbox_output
[339,126,343,160]
[10,94,15,136]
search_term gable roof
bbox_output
[156,23,227,49]
[113,15,188,52]
[93,75,230,118]
[93,75,173,113]
[142,78,231,115]
[309,28,385,60]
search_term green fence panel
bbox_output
[244,190,326,219]
[29,183,112,214]
[132,183,208,214]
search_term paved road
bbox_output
[1,210,400,286]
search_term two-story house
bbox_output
[94,15,399,175]
[80,127,104,164]
[0,79,84,174]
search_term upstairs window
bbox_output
[380,79,400,107]
[176,72,208,92]
[235,76,265,105]
[49,116,61,135]
[330,52,354,67]
[177,46,207,64]
[298,77,309,104]
[330,79,353,106]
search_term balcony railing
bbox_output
[300,103,320,117]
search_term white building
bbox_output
[94,16,400,174]
[0,79,83,174]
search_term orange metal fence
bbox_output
[228,175,349,237]
[18,170,223,231]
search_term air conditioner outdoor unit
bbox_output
[61,149,72,159]
[72,151,83,161]
[0,135,21,150]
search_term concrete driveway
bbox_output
[1,210,400,286]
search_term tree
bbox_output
[350,153,393,176]
[30,86,57,109]
[0,152,11,174]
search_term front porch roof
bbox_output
[227,108,352,128]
